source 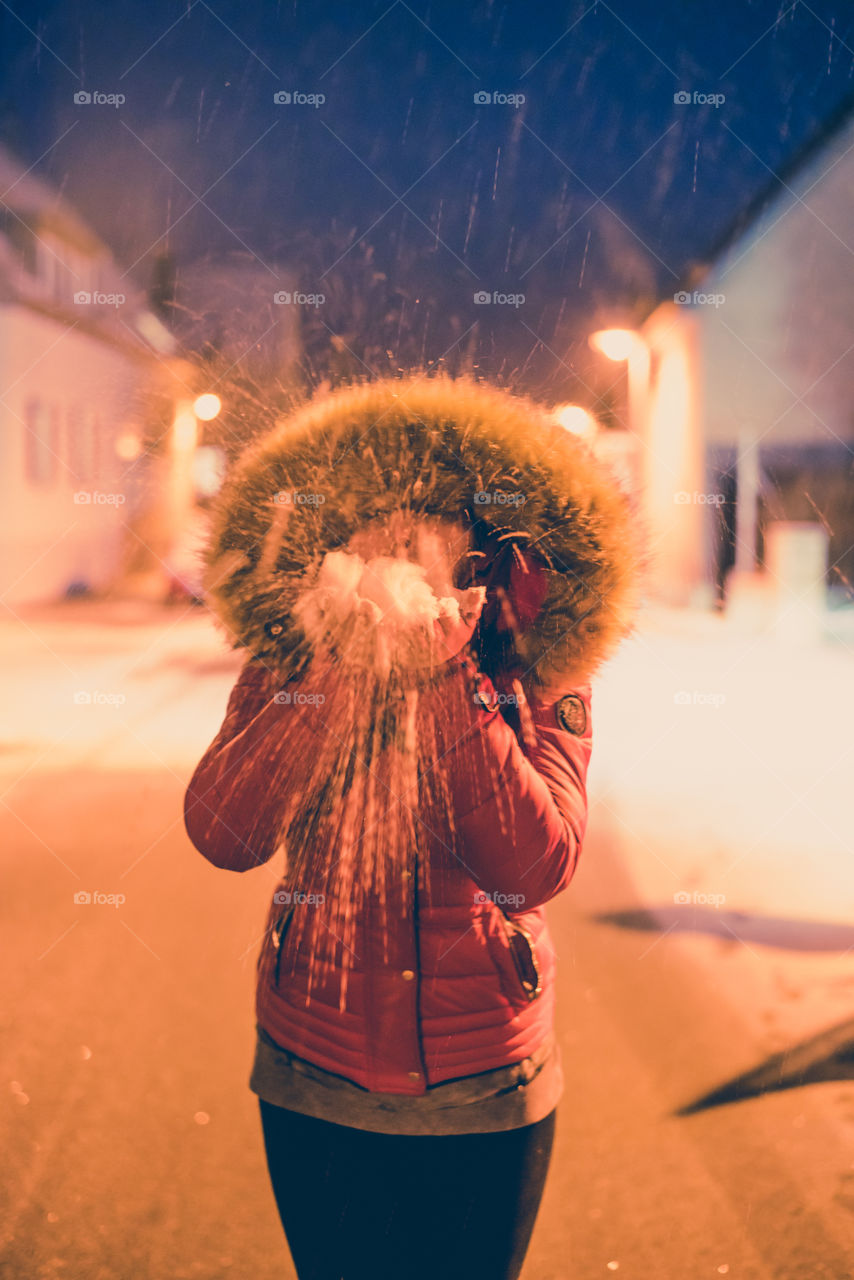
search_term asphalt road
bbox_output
[2,603,853,1279]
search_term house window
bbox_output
[24,400,59,486]
[54,256,70,305]
[37,238,75,305]
[1,211,38,275]
[67,406,99,484]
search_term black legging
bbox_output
[259,1099,556,1280]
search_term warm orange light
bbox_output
[115,431,142,461]
[589,328,643,362]
[173,408,198,450]
[553,404,598,439]
[193,393,222,421]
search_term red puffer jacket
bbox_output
[184,656,592,1095]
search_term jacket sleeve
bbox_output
[183,657,290,872]
[437,668,593,911]
[185,654,592,902]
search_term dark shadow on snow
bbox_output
[675,1017,854,1115]
[596,905,854,953]
[594,906,854,1113]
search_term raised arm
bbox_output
[183,658,290,872]
[186,651,592,905]
[432,664,593,910]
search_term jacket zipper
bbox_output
[409,848,430,1083]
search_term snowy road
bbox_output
[2,600,853,1278]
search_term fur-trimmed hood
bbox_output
[202,375,646,686]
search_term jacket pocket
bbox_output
[501,914,543,1002]
[270,902,296,986]
[486,910,543,1008]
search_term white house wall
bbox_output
[640,303,707,603]
[639,116,854,602]
[0,306,151,606]
[698,119,854,450]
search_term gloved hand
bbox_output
[429,584,486,663]
[482,544,550,638]
[465,535,551,688]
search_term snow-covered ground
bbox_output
[584,600,854,1069]
[589,601,854,926]
[2,593,852,930]
[3,594,854,1276]
[0,597,242,777]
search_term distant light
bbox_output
[589,329,643,362]
[193,445,227,498]
[135,310,175,355]
[193,393,222,421]
[553,404,598,439]
[115,431,142,461]
[174,408,198,450]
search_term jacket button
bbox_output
[401,969,415,981]
[408,1071,421,1080]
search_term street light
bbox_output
[173,407,198,451]
[589,326,651,543]
[115,431,142,461]
[588,328,650,440]
[588,328,644,362]
[552,404,598,442]
[591,321,707,607]
[193,392,222,422]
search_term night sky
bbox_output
[3,0,854,391]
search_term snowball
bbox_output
[293,548,484,671]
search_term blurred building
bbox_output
[640,95,854,611]
[171,251,301,384]
[0,145,188,606]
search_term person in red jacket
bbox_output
[184,515,594,1280]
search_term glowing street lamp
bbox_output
[588,328,644,362]
[552,404,598,442]
[115,431,142,461]
[591,320,706,606]
[589,326,651,543]
[173,407,198,451]
[588,328,650,441]
[193,392,222,422]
